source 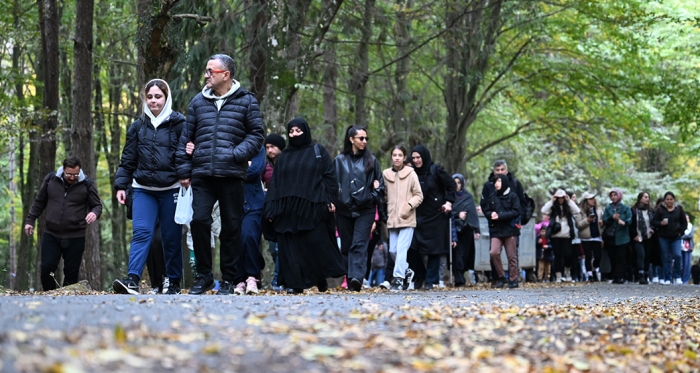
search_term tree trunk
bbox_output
[247,0,268,104]
[321,38,338,154]
[8,136,17,290]
[37,0,60,290]
[71,0,100,290]
[349,0,375,129]
[441,0,503,174]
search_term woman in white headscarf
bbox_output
[112,79,186,295]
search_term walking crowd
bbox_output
[23,53,699,294]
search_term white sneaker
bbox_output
[438,281,445,288]
[407,281,415,290]
[661,280,670,285]
[674,278,683,285]
[651,277,659,284]
[362,278,370,289]
[379,281,390,289]
[161,277,170,294]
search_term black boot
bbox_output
[639,272,649,285]
[496,277,507,288]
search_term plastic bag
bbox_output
[174,186,193,226]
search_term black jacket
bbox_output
[115,112,185,190]
[410,163,456,255]
[26,169,103,239]
[176,88,265,180]
[652,204,687,239]
[480,186,521,238]
[482,171,529,222]
[334,152,384,215]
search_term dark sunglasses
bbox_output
[353,136,369,142]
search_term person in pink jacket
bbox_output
[382,145,424,291]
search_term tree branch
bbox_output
[171,13,213,26]
[464,121,534,161]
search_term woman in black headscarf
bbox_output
[407,145,456,290]
[451,173,480,286]
[263,118,346,294]
[480,174,521,288]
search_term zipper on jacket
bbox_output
[212,109,221,175]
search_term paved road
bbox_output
[1,283,698,372]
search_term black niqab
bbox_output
[287,118,312,148]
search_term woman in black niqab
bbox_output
[263,118,346,293]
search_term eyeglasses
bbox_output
[64,173,79,178]
[204,69,228,77]
[353,136,369,142]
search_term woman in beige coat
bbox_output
[383,145,423,291]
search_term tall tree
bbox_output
[349,0,375,128]
[71,0,99,289]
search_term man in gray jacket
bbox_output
[176,54,265,295]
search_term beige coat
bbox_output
[576,206,603,239]
[383,166,423,228]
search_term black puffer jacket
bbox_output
[335,152,384,215]
[115,112,185,190]
[480,175,521,238]
[176,88,265,180]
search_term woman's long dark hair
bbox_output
[552,197,573,220]
[633,192,650,210]
[342,125,374,173]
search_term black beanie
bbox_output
[264,134,286,151]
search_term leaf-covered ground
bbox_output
[1,283,699,372]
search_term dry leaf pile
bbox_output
[0,285,698,372]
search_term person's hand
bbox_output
[491,212,499,220]
[633,235,641,242]
[476,206,482,214]
[442,202,452,213]
[371,221,377,233]
[452,241,457,248]
[116,190,126,205]
[180,178,191,188]
[85,212,97,224]
[565,195,570,201]
[328,203,336,213]
[661,219,668,226]
[24,224,33,236]
[373,180,380,190]
[587,215,595,222]
[474,233,480,241]
[617,219,625,226]
[459,211,467,220]
[649,228,654,234]
[552,195,557,201]
[186,141,194,155]
[613,213,620,220]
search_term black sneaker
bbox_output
[495,277,507,289]
[113,274,140,295]
[160,277,170,294]
[317,279,329,292]
[165,284,181,294]
[424,283,434,291]
[390,278,403,292]
[189,276,215,295]
[403,268,415,290]
[217,280,234,295]
[349,278,362,292]
[507,281,519,289]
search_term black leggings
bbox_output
[550,237,573,274]
[582,240,602,272]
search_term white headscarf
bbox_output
[143,79,173,128]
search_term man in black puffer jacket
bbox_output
[176,54,265,295]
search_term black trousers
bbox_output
[582,240,602,272]
[550,237,573,274]
[41,233,85,291]
[337,212,375,281]
[191,177,244,282]
[146,223,166,288]
[611,243,628,280]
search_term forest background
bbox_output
[1,0,699,291]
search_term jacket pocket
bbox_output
[399,202,412,220]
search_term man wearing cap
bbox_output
[262,133,286,290]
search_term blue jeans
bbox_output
[682,250,692,284]
[368,268,385,287]
[268,241,279,286]
[128,188,183,281]
[234,208,265,283]
[658,236,682,281]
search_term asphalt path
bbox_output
[1,283,698,372]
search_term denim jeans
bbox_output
[658,236,682,281]
[128,188,183,281]
[368,268,385,287]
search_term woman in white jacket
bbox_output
[541,189,581,282]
